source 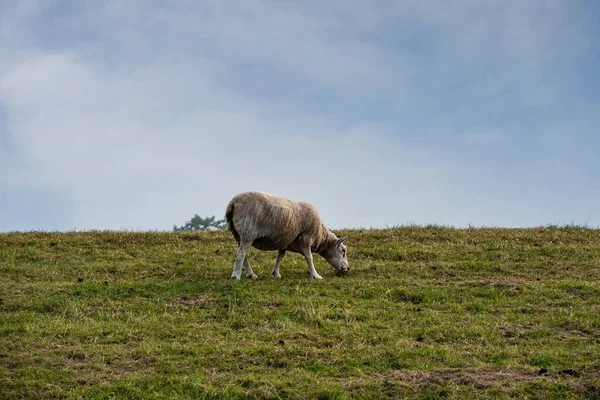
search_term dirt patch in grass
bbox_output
[458,279,525,292]
[265,300,284,309]
[168,295,212,309]
[386,369,544,388]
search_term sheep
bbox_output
[225,191,349,280]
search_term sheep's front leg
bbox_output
[272,250,286,278]
[300,247,323,280]
[231,241,250,280]
[243,256,259,280]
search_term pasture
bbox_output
[1,227,599,399]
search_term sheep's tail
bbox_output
[225,200,240,243]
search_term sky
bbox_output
[1,0,599,231]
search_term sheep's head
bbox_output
[321,236,349,274]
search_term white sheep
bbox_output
[225,191,349,279]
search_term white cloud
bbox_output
[2,51,460,230]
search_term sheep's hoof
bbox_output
[246,274,259,280]
[311,274,323,280]
[272,271,281,279]
[231,274,241,280]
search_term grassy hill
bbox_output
[1,227,599,399]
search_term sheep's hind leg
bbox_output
[243,255,259,279]
[231,241,251,280]
[272,250,285,278]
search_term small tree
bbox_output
[173,214,226,232]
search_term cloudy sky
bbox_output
[1,1,599,231]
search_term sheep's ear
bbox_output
[337,236,346,244]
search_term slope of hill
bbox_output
[1,227,599,399]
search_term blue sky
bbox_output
[1,0,599,231]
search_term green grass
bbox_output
[1,227,599,399]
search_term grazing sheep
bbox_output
[225,191,349,280]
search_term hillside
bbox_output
[1,227,599,399]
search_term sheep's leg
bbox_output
[300,247,323,280]
[272,250,286,278]
[231,241,250,280]
[243,255,259,280]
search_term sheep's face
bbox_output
[322,236,349,274]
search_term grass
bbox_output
[1,226,599,399]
